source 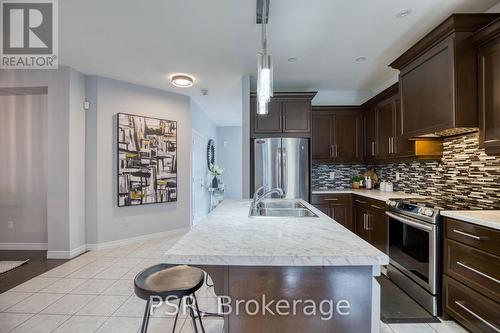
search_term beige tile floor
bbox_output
[0,233,468,333]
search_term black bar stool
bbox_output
[134,264,206,333]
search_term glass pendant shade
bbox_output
[257,53,273,115]
[256,98,268,115]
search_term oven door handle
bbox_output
[386,211,434,232]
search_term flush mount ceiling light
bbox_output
[396,8,412,18]
[288,57,298,62]
[256,0,273,115]
[355,56,367,62]
[171,75,193,88]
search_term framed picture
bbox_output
[117,113,177,206]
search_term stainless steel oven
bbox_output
[385,198,442,316]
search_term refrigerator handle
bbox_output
[282,147,287,195]
[276,148,282,189]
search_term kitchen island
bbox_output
[164,199,389,333]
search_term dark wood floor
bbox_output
[0,250,68,293]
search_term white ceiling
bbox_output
[59,0,499,126]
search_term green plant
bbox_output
[209,164,224,177]
[352,175,362,182]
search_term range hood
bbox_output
[411,127,479,139]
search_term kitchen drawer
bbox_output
[444,276,500,333]
[311,194,351,205]
[352,195,370,209]
[444,239,500,303]
[366,198,386,213]
[445,218,500,256]
[353,195,386,211]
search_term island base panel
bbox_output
[196,265,377,333]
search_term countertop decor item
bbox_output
[363,167,378,188]
[117,113,177,206]
[352,175,361,189]
[209,163,223,188]
[208,186,225,212]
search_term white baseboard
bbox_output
[3,228,188,259]
[47,244,87,259]
[86,227,189,251]
[0,242,48,250]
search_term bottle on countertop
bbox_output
[380,181,387,191]
[365,176,372,189]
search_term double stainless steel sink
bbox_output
[249,200,318,218]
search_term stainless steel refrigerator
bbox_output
[253,138,309,201]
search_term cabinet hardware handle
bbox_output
[371,141,375,156]
[355,199,367,204]
[363,214,367,230]
[334,144,338,158]
[453,229,482,240]
[484,139,500,144]
[456,261,500,284]
[367,215,373,230]
[324,198,339,201]
[388,137,392,154]
[370,204,385,210]
[454,301,500,333]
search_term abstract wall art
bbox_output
[117,113,177,206]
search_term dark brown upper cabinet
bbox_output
[362,84,441,162]
[312,107,363,164]
[390,14,499,138]
[364,107,377,160]
[250,92,317,137]
[474,18,500,156]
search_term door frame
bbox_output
[191,129,205,227]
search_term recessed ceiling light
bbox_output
[171,75,193,88]
[396,8,412,18]
[288,57,298,62]
[355,56,367,62]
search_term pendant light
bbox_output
[256,0,273,115]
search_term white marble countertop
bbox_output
[164,199,389,267]
[441,210,500,231]
[312,188,423,202]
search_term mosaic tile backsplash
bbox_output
[312,132,500,209]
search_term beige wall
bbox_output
[85,76,192,245]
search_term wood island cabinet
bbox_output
[250,92,316,137]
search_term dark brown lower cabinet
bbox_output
[443,217,500,333]
[369,205,388,254]
[353,196,388,254]
[444,276,500,333]
[312,194,388,253]
[311,194,352,231]
[354,204,370,242]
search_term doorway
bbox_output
[0,87,48,248]
[191,130,208,226]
